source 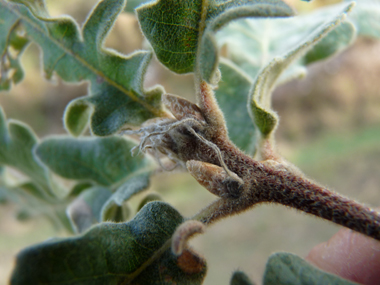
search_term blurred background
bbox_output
[1,0,380,284]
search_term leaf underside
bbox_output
[216,60,257,155]
[216,3,355,141]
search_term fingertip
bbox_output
[306,229,380,284]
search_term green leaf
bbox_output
[67,186,113,233]
[217,3,356,82]
[101,201,131,223]
[100,173,150,221]
[1,0,165,136]
[137,0,293,82]
[216,59,257,155]
[231,270,255,285]
[263,252,357,285]
[247,3,355,138]
[63,98,92,137]
[347,0,380,39]
[0,107,65,198]
[0,5,30,90]
[35,136,155,186]
[303,22,355,65]
[11,201,207,285]
[69,181,94,197]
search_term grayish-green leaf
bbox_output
[231,270,255,285]
[137,0,293,82]
[0,7,30,90]
[0,107,65,198]
[101,173,150,221]
[303,22,355,65]
[216,59,257,154]
[217,3,356,82]
[36,136,155,186]
[0,0,165,136]
[346,0,380,39]
[263,252,358,285]
[247,3,354,138]
[0,180,73,231]
[67,187,112,233]
[11,201,207,285]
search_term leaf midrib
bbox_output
[4,1,163,117]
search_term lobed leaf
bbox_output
[263,252,357,285]
[35,136,154,186]
[0,107,65,198]
[216,59,257,155]
[0,8,30,90]
[11,201,207,285]
[137,0,293,82]
[0,0,165,136]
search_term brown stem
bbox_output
[186,131,380,240]
[193,153,380,240]
[161,80,380,241]
[257,168,380,240]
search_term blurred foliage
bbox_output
[1,0,380,284]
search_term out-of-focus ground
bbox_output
[1,0,380,284]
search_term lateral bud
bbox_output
[171,220,205,256]
[162,93,206,123]
[187,160,244,199]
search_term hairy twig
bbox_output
[131,81,380,241]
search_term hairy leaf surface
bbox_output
[215,5,355,138]
[240,4,354,138]
[217,3,356,81]
[0,0,165,136]
[36,136,154,186]
[11,202,207,285]
[347,0,380,39]
[263,252,357,285]
[137,0,293,82]
[216,59,256,155]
